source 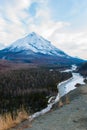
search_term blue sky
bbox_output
[0,0,87,59]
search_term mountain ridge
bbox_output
[0,32,84,65]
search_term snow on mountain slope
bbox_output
[7,32,67,57]
[0,43,6,50]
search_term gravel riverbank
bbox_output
[11,84,87,130]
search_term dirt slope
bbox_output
[11,85,87,130]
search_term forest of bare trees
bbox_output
[0,68,72,114]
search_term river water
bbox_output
[29,65,85,120]
[58,72,85,98]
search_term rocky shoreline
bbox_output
[11,84,87,130]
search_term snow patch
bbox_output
[61,64,77,72]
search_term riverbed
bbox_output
[29,65,85,121]
[58,72,85,97]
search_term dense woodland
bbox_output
[0,68,72,115]
[78,62,87,77]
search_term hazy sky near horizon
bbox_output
[0,0,87,59]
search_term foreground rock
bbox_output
[11,85,87,130]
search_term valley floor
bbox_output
[11,84,87,130]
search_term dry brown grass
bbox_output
[0,107,29,130]
[65,95,70,104]
[58,99,63,107]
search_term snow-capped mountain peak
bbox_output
[0,32,84,65]
[7,32,67,57]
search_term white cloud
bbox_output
[49,30,87,59]
[0,0,87,59]
[0,0,51,44]
[0,0,34,44]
